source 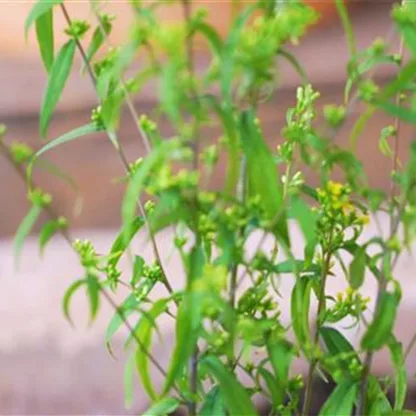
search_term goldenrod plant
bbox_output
[2,0,416,414]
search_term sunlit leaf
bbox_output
[124,352,135,409]
[201,355,257,415]
[40,39,76,138]
[62,278,86,325]
[361,291,400,351]
[349,245,367,289]
[388,338,407,411]
[14,205,42,267]
[39,219,61,254]
[291,277,313,351]
[240,109,288,245]
[319,379,357,416]
[136,298,170,399]
[143,397,180,416]
[200,385,226,416]
[87,275,100,323]
[36,9,54,72]
[25,0,62,39]
[108,216,145,269]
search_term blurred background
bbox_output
[1,0,416,414]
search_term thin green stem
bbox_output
[301,248,332,416]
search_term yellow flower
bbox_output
[341,201,354,214]
[327,181,343,196]
[359,215,370,225]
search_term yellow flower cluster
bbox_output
[317,181,369,226]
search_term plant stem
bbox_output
[0,140,179,392]
[59,2,175,301]
[301,249,331,416]
[355,35,404,416]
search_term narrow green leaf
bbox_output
[349,245,367,289]
[335,0,356,58]
[361,291,400,351]
[36,9,54,72]
[39,219,60,254]
[377,101,416,124]
[320,326,359,380]
[398,23,416,59]
[240,110,288,245]
[108,216,145,269]
[136,298,171,400]
[290,197,317,249]
[160,62,181,124]
[124,352,136,409]
[291,277,313,351]
[163,291,203,395]
[143,397,180,416]
[36,124,101,160]
[14,205,42,266]
[193,21,223,58]
[62,279,86,325]
[201,355,257,416]
[319,380,357,416]
[131,255,145,287]
[388,338,407,411]
[265,335,293,406]
[200,385,226,416]
[257,368,283,410]
[221,5,257,103]
[25,0,62,39]
[83,19,112,72]
[87,275,100,322]
[40,39,76,138]
[367,375,393,415]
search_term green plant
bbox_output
[2,0,416,414]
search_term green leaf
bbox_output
[143,397,181,416]
[39,219,60,254]
[320,326,359,380]
[377,101,416,124]
[136,298,169,399]
[36,9,54,72]
[319,380,357,416]
[163,291,203,395]
[131,255,145,287]
[290,197,317,249]
[62,279,86,325]
[361,291,400,351]
[200,385,226,416]
[40,39,76,138]
[385,412,416,416]
[25,0,62,39]
[124,352,136,409]
[335,0,356,58]
[265,335,293,406]
[160,62,181,124]
[192,21,223,58]
[367,375,393,415]
[83,19,112,72]
[14,205,42,267]
[221,5,256,103]
[108,216,145,269]
[291,277,313,351]
[349,245,367,289]
[201,355,257,416]
[87,275,100,322]
[240,109,288,245]
[105,279,155,355]
[398,22,416,59]
[388,338,407,411]
[257,368,283,410]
